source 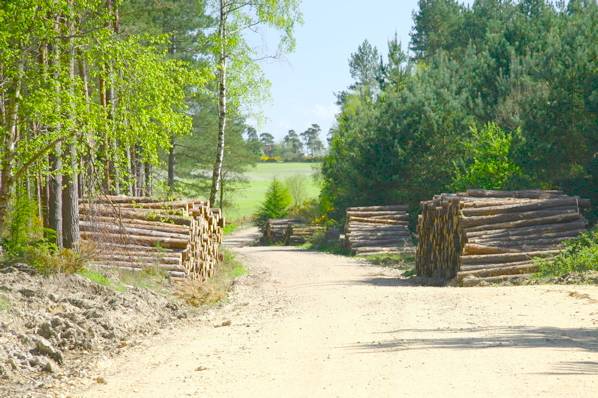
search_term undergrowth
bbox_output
[223,223,238,235]
[535,227,598,277]
[22,245,87,276]
[77,268,126,293]
[359,253,415,270]
[177,249,247,307]
[302,231,350,255]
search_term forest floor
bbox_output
[63,227,598,398]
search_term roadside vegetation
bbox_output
[535,228,598,278]
[177,249,247,306]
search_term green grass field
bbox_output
[225,162,321,222]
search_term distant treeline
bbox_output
[321,0,597,222]
[248,124,326,162]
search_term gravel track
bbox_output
[72,228,598,397]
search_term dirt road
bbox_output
[73,228,598,397]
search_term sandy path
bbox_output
[73,228,598,397]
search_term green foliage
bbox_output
[322,1,598,220]
[2,191,43,255]
[254,178,292,229]
[24,246,86,276]
[536,228,598,277]
[452,123,521,191]
[223,223,238,235]
[224,250,248,278]
[285,175,308,207]
[304,230,350,255]
[77,268,113,288]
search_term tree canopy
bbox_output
[322,0,598,221]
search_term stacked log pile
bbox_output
[416,190,589,285]
[262,219,324,245]
[79,196,224,280]
[262,219,298,244]
[344,205,415,256]
[286,224,325,245]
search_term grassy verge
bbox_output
[176,249,247,307]
[223,223,238,235]
[534,227,598,280]
[225,162,321,222]
[0,294,10,312]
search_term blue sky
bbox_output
[245,0,433,141]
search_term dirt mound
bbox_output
[0,264,188,397]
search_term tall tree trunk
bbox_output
[49,16,64,249]
[49,148,63,249]
[219,175,225,209]
[210,0,228,205]
[144,162,152,196]
[62,1,79,250]
[78,51,94,198]
[0,58,24,234]
[168,137,176,192]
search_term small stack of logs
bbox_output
[286,224,325,245]
[79,196,225,280]
[416,189,589,285]
[262,219,324,245]
[263,219,298,244]
[344,205,415,256]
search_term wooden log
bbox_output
[348,216,408,225]
[81,241,185,254]
[460,260,535,271]
[80,222,189,239]
[469,231,585,247]
[80,206,191,225]
[458,263,538,279]
[79,215,189,234]
[346,211,408,217]
[346,231,412,239]
[461,197,585,217]
[462,244,521,255]
[465,189,565,199]
[460,208,579,228]
[347,205,409,211]
[465,219,587,239]
[85,195,165,203]
[92,252,182,263]
[80,231,189,249]
[460,250,559,266]
[346,225,410,232]
[463,213,582,233]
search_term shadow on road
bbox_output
[539,361,598,375]
[343,325,598,353]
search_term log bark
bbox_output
[461,208,579,228]
[460,250,559,266]
[463,212,581,233]
[347,205,409,211]
[458,263,538,279]
[461,197,584,216]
